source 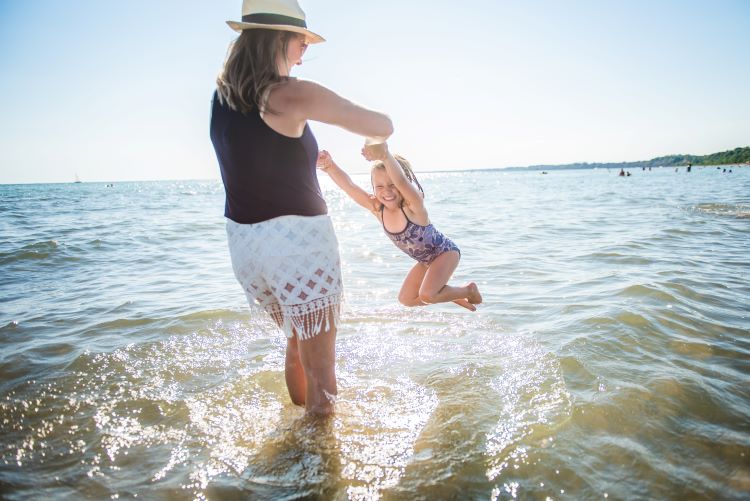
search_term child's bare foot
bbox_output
[452,298,477,312]
[467,282,483,305]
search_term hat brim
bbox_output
[226,21,325,44]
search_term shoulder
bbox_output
[269,79,336,117]
[403,201,429,224]
[275,78,332,101]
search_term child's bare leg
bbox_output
[419,251,482,310]
[399,262,473,309]
[398,262,428,306]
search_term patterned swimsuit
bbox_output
[381,206,460,265]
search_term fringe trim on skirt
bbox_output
[264,294,342,341]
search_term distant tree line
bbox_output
[649,146,750,167]
[505,146,750,172]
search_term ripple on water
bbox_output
[1,320,20,331]
[0,309,571,500]
[0,240,59,264]
[0,240,89,272]
[578,251,655,266]
[616,283,678,303]
[692,203,750,219]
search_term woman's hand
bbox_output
[317,150,334,171]
[361,142,388,162]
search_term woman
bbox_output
[210,0,393,415]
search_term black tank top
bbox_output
[210,91,327,224]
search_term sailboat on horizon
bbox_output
[74,173,82,183]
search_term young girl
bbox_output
[317,143,482,311]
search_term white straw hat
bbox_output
[226,0,325,44]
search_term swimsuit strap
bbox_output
[380,204,413,234]
[399,205,415,225]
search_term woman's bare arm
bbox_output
[290,80,393,142]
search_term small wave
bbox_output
[0,240,59,264]
[78,308,246,337]
[661,227,698,236]
[69,308,257,349]
[1,320,19,331]
[0,240,88,267]
[614,310,651,327]
[617,284,677,303]
[579,252,653,265]
[693,203,750,219]
[558,355,598,391]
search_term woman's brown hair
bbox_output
[216,29,298,115]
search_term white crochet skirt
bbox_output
[226,214,343,340]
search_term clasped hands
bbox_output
[361,141,388,162]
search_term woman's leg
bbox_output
[296,309,338,415]
[268,306,306,406]
[418,251,482,309]
[285,336,307,406]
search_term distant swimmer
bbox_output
[318,145,482,312]
[619,168,626,177]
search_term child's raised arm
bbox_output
[362,143,424,209]
[317,150,378,212]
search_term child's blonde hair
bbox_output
[371,155,425,196]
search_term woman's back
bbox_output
[210,91,327,224]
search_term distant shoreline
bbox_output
[2,147,748,185]
[496,145,750,173]
[436,163,749,175]
[494,163,749,173]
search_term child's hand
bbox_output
[317,150,334,171]
[361,142,388,162]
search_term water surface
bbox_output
[1,166,749,499]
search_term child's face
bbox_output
[371,168,403,209]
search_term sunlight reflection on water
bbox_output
[2,310,569,500]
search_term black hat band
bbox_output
[241,13,307,28]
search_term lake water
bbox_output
[1,166,749,500]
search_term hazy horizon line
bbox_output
[4,163,749,186]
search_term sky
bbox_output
[0,0,749,184]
